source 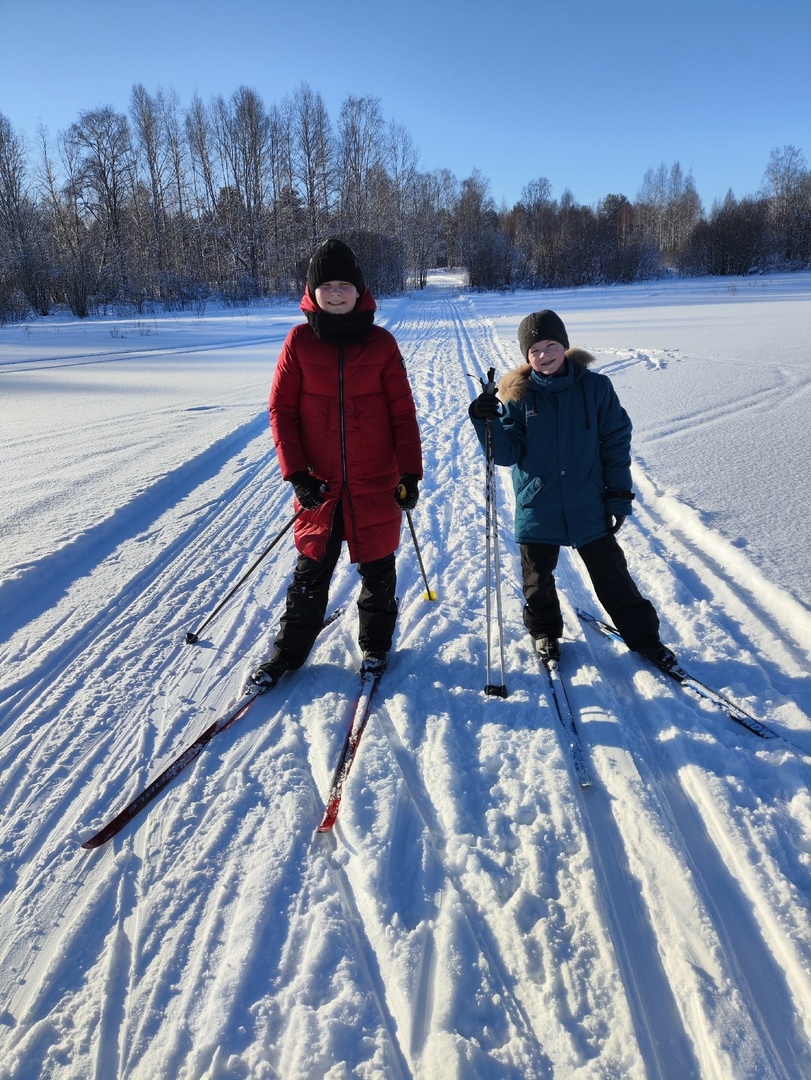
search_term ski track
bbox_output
[0,332,291,375]
[1,278,811,1077]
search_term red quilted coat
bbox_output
[270,287,423,563]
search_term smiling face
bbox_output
[314,280,359,314]
[527,339,566,376]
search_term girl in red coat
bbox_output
[251,239,423,688]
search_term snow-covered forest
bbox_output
[1,86,809,322]
[2,269,811,1078]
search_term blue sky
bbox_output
[1,0,808,211]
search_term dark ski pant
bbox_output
[520,532,660,650]
[274,507,398,668]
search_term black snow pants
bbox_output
[520,532,659,650]
[274,505,398,667]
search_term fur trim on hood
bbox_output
[498,348,596,403]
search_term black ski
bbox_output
[317,670,382,832]
[540,656,592,787]
[82,608,344,850]
[577,608,780,740]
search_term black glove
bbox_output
[606,514,625,534]
[289,470,326,510]
[395,474,420,510]
[470,392,500,420]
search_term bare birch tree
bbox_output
[291,82,335,247]
[338,95,384,233]
[66,106,137,297]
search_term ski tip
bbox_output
[317,803,340,832]
[81,834,108,850]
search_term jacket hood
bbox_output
[498,348,596,403]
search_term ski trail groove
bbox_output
[560,546,811,1076]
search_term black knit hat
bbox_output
[517,309,569,357]
[307,238,365,297]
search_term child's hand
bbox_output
[606,514,625,534]
[395,474,420,510]
[289,471,327,510]
[470,392,501,420]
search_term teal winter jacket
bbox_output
[470,349,634,548]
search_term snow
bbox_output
[2,270,811,1079]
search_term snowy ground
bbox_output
[1,270,811,1079]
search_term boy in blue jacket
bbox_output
[469,309,675,667]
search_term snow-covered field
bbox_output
[2,270,811,1079]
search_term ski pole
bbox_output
[185,509,302,644]
[481,367,508,697]
[402,506,437,601]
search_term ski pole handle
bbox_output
[481,366,497,396]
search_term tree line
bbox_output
[0,82,809,322]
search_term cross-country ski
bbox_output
[577,607,784,741]
[316,670,383,833]
[81,608,345,848]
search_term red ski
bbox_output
[317,672,382,833]
[81,690,261,849]
[82,608,344,849]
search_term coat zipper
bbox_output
[337,347,360,553]
[338,346,348,487]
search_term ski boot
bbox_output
[360,651,388,677]
[534,636,561,663]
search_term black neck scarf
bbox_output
[306,307,375,347]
